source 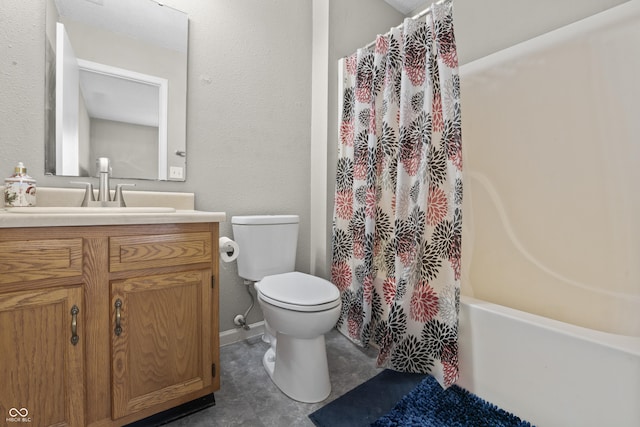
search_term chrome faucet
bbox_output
[72,158,134,207]
[97,157,111,202]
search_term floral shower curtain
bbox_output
[331,1,462,388]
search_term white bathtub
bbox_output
[457,296,640,427]
[457,2,640,425]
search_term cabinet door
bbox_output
[0,286,85,427]
[110,270,212,419]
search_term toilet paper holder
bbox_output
[217,237,253,330]
[218,237,239,262]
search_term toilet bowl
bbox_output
[255,272,341,403]
[231,215,342,403]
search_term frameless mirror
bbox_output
[45,0,188,181]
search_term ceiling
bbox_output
[79,68,160,127]
[384,0,429,15]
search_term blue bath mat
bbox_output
[372,375,534,427]
[309,369,533,427]
[308,369,427,427]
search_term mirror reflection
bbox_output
[45,0,188,181]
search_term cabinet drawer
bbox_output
[110,232,212,272]
[0,238,83,285]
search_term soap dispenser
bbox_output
[4,162,37,207]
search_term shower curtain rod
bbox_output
[364,0,452,50]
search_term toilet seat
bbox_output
[256,272,340,312]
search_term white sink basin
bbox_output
[4,206,176,214]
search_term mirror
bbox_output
[45,0,188,181]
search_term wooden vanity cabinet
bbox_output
[0,222,220,427]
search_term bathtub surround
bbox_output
[332,0,463,387]
[461,0,640,336]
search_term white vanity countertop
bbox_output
[0,209,226,228]
[0,187,226,228]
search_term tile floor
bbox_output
[165,329,382,427]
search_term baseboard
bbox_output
[219,321,265,347]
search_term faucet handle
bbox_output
[114,183,136,207]
[70,181,96,207]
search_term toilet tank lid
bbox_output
[232,215,299,225]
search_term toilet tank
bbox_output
[231,215,299,281]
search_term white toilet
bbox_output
[231,215,341,403]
